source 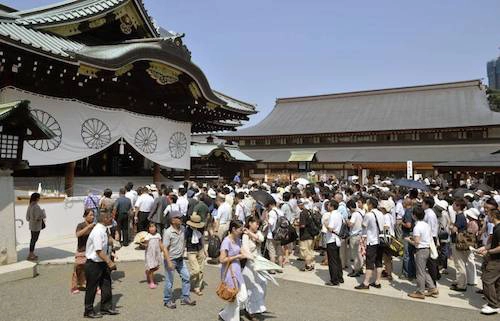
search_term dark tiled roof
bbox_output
[226,80,500,137]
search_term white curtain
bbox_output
[0,87,191,169]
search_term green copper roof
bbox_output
[0,22,84,58]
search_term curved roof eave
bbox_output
[68,42,226,106]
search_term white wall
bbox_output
[15,197,84,244]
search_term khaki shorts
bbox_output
[266,239,283,261]
[299,239,315,262]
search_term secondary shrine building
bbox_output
[223,80,500,184]
[0,0,255,195]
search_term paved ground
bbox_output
[17,236,485,310]
[0,261,493,321]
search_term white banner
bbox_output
[0,87,191,169]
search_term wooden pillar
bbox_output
[64,161,76,197]
[153,163,161,186]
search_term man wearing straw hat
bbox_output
[186,214,206,296]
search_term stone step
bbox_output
[0,260,38,284]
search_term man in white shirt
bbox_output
[355,197,384,290]
[125,182,138,240]
[265,199,284,269]
[347,199,364,277]
[216,196,231,239]
[422,197,439,285]
[135,186,155,232]
[406,206,438,299]
[325,200,343,286]
[234,192,248,223]
[176,188,189,217]
[163,194,180,228]
[84,212,118,318]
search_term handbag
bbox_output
[455,231,477,251]
[41,220,46,230]
[216,263,239,302]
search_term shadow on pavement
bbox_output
[17,246,74,261]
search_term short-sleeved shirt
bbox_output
[217,202,232,225]
[363,210,383,245]
[299,209,313,241]
[413,220,432,249]
[490,223,500,260]
[163,225,185,259]
[349,210,363,236]
[85,223,108,262]
[114,196,131,216]
[220,236,244,288]
[326,210,342,246]
[193,202,209,222]
[452,213,467,243]
[235,203,247,223]
[135,193,154,212]
[266,208,283,239]
[76,222,92,252]
[402,208,414,237]
[424,208,439,238]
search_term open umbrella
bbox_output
[452,188,474,198]
[250,190,275,206]
[294,177,310,186]
[473,183,494,192]
[392,178,429,191]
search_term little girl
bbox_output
[143,223,163,289]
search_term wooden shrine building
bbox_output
[0,0,256,195]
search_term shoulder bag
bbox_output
[216,263,239,302]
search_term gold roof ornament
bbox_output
[115,64,134,77]
[146,61,181,85]
[78,64,100,78]
[188,82,202,99]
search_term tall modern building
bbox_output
[487,57,500,89]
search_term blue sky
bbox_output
[5,0,500,127]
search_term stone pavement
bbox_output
[17,236,485,312]
[0,262,493,321]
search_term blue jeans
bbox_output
[403,239,416,278]
[163,257,191,303]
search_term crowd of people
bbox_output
[36,176,500,318]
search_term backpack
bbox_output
[307,210,322,237]
[207,235,221,258]
[273,214,291,242]
[336,220,350,240]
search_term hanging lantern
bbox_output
[119,137,125,155]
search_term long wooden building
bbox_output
[223,80,500,184]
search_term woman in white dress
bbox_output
[242,216,266,320]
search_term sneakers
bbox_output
[481,305,500,315]
[164,301,177,309]
[408,291,426,300]
[181,298,197,306]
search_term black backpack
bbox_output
[273,215,291,242]
[307,210,322,237]
[207,235,221,258]
[337,220,350,240]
